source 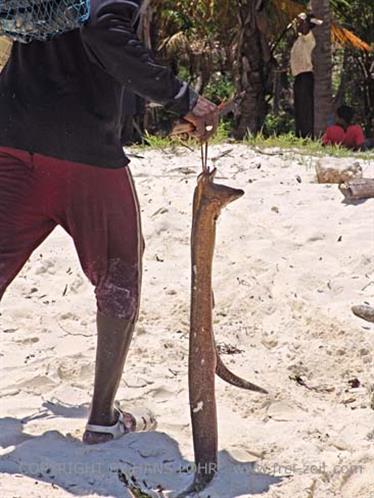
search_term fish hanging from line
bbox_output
[178,167,268,497]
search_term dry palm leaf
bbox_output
[270,0,371,52]
[0,36,12,69]
[332,25,372,52]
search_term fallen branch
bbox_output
[252,147,280,156]
[339,178,374,200]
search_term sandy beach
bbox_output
[1,144,373,497]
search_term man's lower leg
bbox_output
[88,311,135,427]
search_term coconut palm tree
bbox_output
[232,0,269,138]
[137,0,371,137]
[311,0,333,136]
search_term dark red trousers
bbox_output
[294,72,314,139]
[0,147,142,320]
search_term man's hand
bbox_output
[183,95,219,142]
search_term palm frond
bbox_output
[158,31,190,54]
[270,0,371,52]
[274,0,304,21]
[332,25,372,52]
[0,36,11,68]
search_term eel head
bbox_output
[194,168,244,219]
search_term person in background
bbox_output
[290,12,323,138]
[322,105,366,150]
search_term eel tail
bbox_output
[215,349,268,394]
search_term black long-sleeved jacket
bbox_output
[0,0,197,167]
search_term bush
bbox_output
[263,111,295,136]
[203,73,235,104]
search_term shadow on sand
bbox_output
[0,402,283,497]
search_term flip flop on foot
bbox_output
[83,404,157,445]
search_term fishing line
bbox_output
[200,141,209,173]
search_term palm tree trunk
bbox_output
[334,49,349,109]
[137,0,154,49]
[362,53,374,134]
[233,0,267,139]
[311,0,333,137]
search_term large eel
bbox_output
[180,168,267,496]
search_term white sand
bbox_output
[0,144,373,498]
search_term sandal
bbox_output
[84,403,157,443]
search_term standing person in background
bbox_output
[290,12,322,138]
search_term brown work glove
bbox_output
[183,95,220,142]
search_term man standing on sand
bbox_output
[290,12,322,138]
[0,0,219,444]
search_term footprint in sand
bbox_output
[340,460,374,496]
[12,374,58,393]
[59,312,80,321]
[69,274,85,293]
[15,337,39,345]
[146,385,181,403]
[34,258,56,275]
[266,400,307,422]
[56,360,94,383]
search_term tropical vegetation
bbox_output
[138,0,373,139]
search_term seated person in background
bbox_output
[323,105,365,150]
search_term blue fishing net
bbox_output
[0,0,90,43]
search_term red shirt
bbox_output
[344,125,365,149]
[323,125,345,146]
[323,124,365,149]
